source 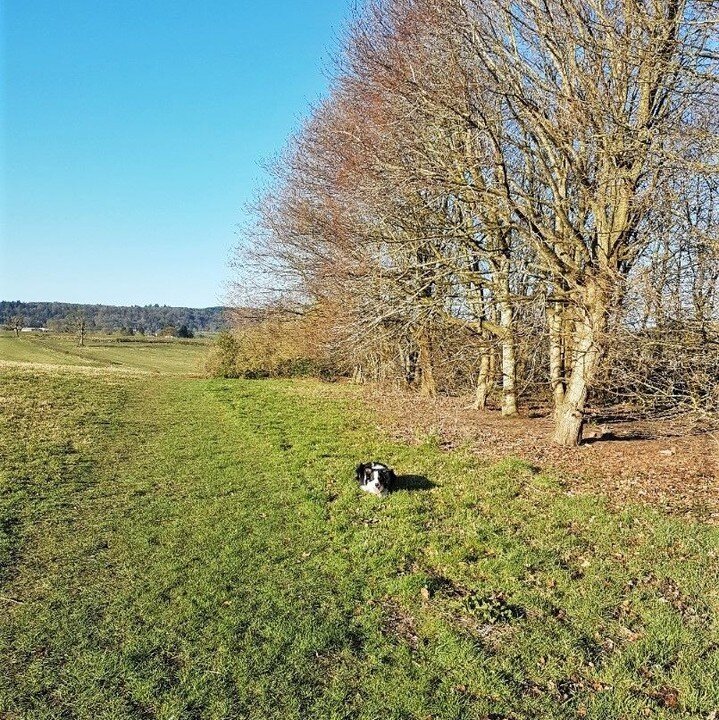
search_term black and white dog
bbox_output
[355,461,396,496]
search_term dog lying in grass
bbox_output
[355,461,396,496]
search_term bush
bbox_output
[204,320,342,381]
[204,331,242,378]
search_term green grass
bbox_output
[1,366,718,719]
[0,333,210,374]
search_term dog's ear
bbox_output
[355,463,366,482]
[388,469,397,487]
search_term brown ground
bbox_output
[364,388,719,523]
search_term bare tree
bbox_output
[7,315,24,337]
[457,0,718,444]
[232,0,718,446]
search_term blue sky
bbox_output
[1,0,354,307]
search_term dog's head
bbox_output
[356,462,396,496]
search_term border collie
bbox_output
[355,461,396,496]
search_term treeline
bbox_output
[231,0,719,446]
[0,301,227,334]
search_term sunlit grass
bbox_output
[0,333,210,374]
[1,367,717,719]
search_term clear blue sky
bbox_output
[1,0,354,307]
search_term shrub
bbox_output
[205,331,242,378]
[205,318,342,381]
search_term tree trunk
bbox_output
[548,302,566,407]
[553,367,597,446]
[417,330,437,398]
[369,354,380,383]
[473,349,491,410]
[402,347,418,387]
[500,334,518,415]
[552,286,606,446]
[498,267,518,416]
[352,364,364,384]
[489,347,497,398]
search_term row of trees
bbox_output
[3,314,196,343]
[0,302,226,334]
[235,0,719,446]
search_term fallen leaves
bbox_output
[369,390,719,522]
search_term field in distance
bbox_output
[0,331,211,375]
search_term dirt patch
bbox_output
[376,598,421,651]
[366,388,719,523]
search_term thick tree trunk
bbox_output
[553,408,585,447]
[473,350,491,410]
[553,362,591,448]
[552,286,607,446]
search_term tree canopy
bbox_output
[233,0,719,446]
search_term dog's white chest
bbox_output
[360,483,388,497]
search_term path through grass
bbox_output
[1,370,718,719]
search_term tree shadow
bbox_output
[394,474,436,491]
[582,430,654,444]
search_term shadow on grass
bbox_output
[394,474,436,491]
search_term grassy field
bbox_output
[0,332,209,374]
[1,343,718,719]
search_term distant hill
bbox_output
[0,301,227,334]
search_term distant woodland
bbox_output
[0,301,227,334]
